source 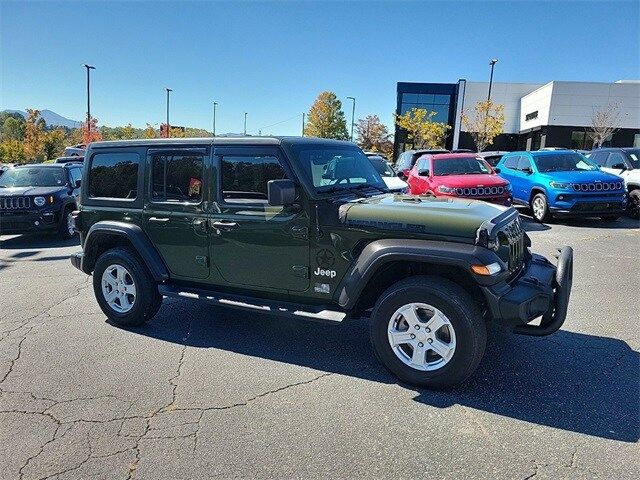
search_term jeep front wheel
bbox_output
[627,189,640,219]
[58,207,76,239]
[93,248,162,327]
[530,193,550,222]
[370,276,486,389]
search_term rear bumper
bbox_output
[71,251,84,271]
[481,247,573,335]
[0,209,61,234]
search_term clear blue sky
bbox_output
[2,1,638,135]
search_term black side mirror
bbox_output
[75,179,81,188]
[267,179,296,206]
[418,169,430,177]
[494,167,501,174]
[612,163,627,171]
[522,167,533,174]
[397,171,407,180]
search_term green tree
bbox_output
[304,91,349,140]
[0,140,26,163]
[1,116,26,142]
[43,128,67,160]
[121,124,137,139]
[23,109,46,162]
[461,100,505,152]
[395,108,450,150]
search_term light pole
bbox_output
[213,102,218,137]
[301,112,305,136]
[165,88,172,138]
[487,59,498,102]
[82,64,95,130]
[243,112,247,135]
[346,96,356,142]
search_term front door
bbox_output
[209,146,310,292]
[143,148,210,279]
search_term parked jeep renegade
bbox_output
[71,137,573,388]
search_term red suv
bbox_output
[407,153,512,206]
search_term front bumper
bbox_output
[481,246,573,336]
[0,209,61,234]
[438,193,513,206]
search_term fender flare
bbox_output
[334,239,502,310]
[82,221,169,281]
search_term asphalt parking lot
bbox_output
[0,213,638,480]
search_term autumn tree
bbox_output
[82,116,103,144]
[395,108,450,149]
[355,115,393,158]
[43,128,67,160]
[588,104,620,148]
[304,91,349,140]
[461,100,505,152]
[0,116,26,142]
[143,124,157,138]
[121,124,136,140]
[23,109,46,162]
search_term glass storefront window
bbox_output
[402,93,418,103]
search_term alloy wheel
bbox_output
[387,302,457,371]
[101,264,136,313]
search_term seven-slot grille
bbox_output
[0,197,31,210]
[572,182,622,192]
[455,186,505,196]
[499,216,525,274]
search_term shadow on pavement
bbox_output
[122,301,639,443]
[0,234,80,250]
[516,207,639,230]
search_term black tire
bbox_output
[530,193,550,223]
[93,247,162,327]
[369,275,486,389]
[626,190,640,219]
[57,206,76,239]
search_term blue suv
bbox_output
[497,151,626,222]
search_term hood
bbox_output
[537,170,622,183]
[434,173,507,188]
[382,176,408,191]
[0,186,66,196]
[339,194,510,240]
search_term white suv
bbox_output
[589,148,640,218]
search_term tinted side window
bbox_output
[504,156,520,169]
[590,152,605,166]
[517,156,532,171]
[396,152,411,170]
[89,152,139,199]
[221,155,287,203]
[152,154,204,202]
[69,168,82,185]
[605,152,626,168]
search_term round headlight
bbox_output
[34,196,46,207]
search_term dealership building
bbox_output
[394,79,640,157]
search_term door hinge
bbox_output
[292,265,309,278]
[195,256,209,267]
[291,225,308,239]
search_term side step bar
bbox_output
[158,284,347,323]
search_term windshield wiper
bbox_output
[350,183,388,194]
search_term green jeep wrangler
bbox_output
[71,137,573,388]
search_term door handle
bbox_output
[193,217,208,232]
[211,220,239,231]
[149,217,170,223]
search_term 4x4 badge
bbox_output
[316,249,335,268]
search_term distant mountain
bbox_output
[3,109,82,129]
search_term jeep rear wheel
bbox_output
[370,276,486,389]
[627,190,640,219]
[93,247,162,327]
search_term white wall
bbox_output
[461,82,542,134]
[519,83,554,130]
[545,81,640,129]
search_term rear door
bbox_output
[208,146,310,292]
[143,148,210,280]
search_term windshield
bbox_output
[534,153,598,173]
[290,145,387,193]
[368,156,394,177]
[433,157,491,176]
[0,167,67,188]
[625,149,640,169]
